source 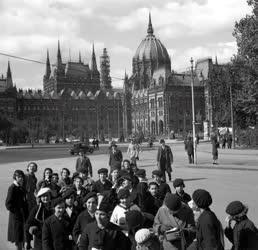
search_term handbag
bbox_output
[165,227,181,242]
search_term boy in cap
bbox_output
[154,193,195,250]
[188,189,224,250]
[224,201,258,250]
[92,168,112,194]
[156,139,173,181]
[173,178,191,204]
[42,197,70,250]
[110,188,141,235]
[72,175,88,212]
[135,169,149,211]
[75,151,93,177]
[79,201,131,250]
[152,170,171,201]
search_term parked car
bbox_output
[69,142,94,155]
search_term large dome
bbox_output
[133,14,171,67]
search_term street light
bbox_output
[190,58,197,164]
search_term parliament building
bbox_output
[0,14,222,143]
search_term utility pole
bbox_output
[230,84,235,149]
[190,58,197,164]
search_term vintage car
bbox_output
[69,142,94,155]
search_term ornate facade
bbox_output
[123,14,205,137]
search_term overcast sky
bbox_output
[0,0,252,89]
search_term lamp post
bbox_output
[229,67,235,149]
[190,58,197,164]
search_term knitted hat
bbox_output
[51,197,65,208]
[135,169,146,178]
[159,139,165,143]
[117,188,130,199]
[192,189,212,209]
[62,188,75,200]
[98,168,108,174]
[164,193,182,211]
[226,201,247,216]
[173,178,185,188]
[97,201,112,214]
[152,170,163,177]
[37,187,51,198]
[82,192,97,204]
[125,210,144,230]
[135,228,152,244]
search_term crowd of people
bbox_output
[5,140,258,250]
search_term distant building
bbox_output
[123,14,205,138]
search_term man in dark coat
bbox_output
[75,152,93,177]
[42,198,70,250]
[156,139,173,181]
[185,137,194,164]
[91,168,112,194]
[224,200,258,250]
[109,141,123,172]
[78,202,131,250]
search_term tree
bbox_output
[232,0,258,144]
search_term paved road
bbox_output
[0,143,257,249]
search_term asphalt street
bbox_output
[0,143,257,249]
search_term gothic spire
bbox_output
[91,43,98,71]
[6,61,13,87]
[57,40,62,67]
[45,49,51,79]
[147,12,154,35]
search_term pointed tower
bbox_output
[147,12,154,35]
[56,40,63,75]
[44,49,51,80]
[91,44,98,72]
[6,61,13,88]
[100,48,112,89]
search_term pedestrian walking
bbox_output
[227,134,233,149]
[109,141,123,172]
[224,200,258,250]
[127,140,138,166]
[211,136,220,165]
[185,137,194,164]
[6,170,28,250]
[187,189,224,250]
[156,139,173,181]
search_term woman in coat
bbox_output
[6,169,28,250]
[187,189,224,250]
[211,136,219,165]
[25,187,53,250]
[224,200,258,250]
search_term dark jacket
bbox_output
[92,179,112,194]
[42,214,70,250]
[195,209,224,250]
[136,181,149,210]
[143,193,163,216]
[63,206,81,237]
[73,186,89,212]
[158,181,171,201]
[157,145,173,172]
[109,149,123,171]
[25,203,53,250]
[75,156,93,177]
[24,173,37,211]
[6,183,28,243]
[224,215,258,250]
[185,140,194,155]
[78,221,131,250]
[175,191,192,205]
[73,210,96,244]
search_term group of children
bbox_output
[5,158,258,250]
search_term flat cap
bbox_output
[192,189,212,209]
[173,178,185,188]
[226,201,247,216]
[98,168,108,174]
